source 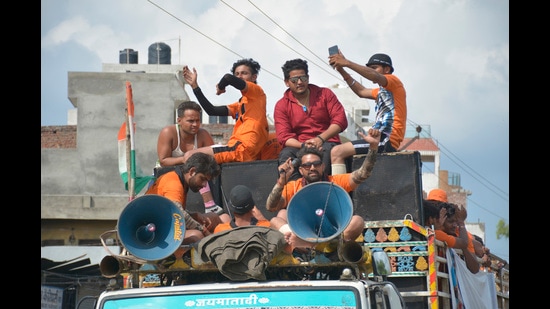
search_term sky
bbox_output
[41,0,509,262]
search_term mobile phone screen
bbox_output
[328,45,338,55]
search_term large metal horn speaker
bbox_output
[287,181,353,243]
[117,195,185,261]
[99,255,125,278]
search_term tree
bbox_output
[496,219,509,239]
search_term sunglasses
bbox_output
[288,75,309,83]
[300,160,322,169]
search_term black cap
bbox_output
[366,53,394,73]
[228,185,255,214]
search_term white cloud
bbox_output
[41,16,91,48]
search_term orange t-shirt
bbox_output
[435,230,476,254]
[452,227,476,253]
[466,231,475,253]
[434,230,457,248]
[145,171,187,207]
[372,74,406,149]
[280,175,353,209]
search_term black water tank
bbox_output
[119,48,138,64]
[148,42,171,64]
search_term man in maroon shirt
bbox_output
[274,59,348,181]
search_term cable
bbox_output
[405,119,509,222]
[242,0,343,80]
[412,121,508,203]
[147,0,281,81]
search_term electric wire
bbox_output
[247,0,340,70]
[221,0,343,81]
[406,119,509,205]
[147,0,281,81]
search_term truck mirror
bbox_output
[371,248,392,276]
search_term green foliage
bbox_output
[496,219,509,239]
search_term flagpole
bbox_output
[125,81,136,199]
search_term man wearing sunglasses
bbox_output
[266,133,379,251]
[274,59,348,181]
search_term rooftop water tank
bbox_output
[148,42,171,64]
[119,48,138,64]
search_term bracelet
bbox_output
[349,80,356,87]
[316,135,326,143]
[197,224,204,232]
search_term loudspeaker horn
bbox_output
[337,240,374,276]
[287,181,353,243]
[117,194,185,261]
[99,255,125,278]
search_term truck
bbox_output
[90,272,404,309]
[80,152,509,309]
[91,249,406,309]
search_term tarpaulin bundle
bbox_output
[197,226,286,281]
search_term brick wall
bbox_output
[202,124,235,145]
[41,126,77,148]
[41,124,276,149]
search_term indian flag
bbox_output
[118,81,154,199]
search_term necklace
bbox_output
[296,90,310,112]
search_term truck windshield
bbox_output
[102,289,359,309]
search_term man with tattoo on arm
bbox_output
[266,133,380,251]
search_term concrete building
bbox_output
[42,63,189,243]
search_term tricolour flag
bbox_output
[118,81,153,199]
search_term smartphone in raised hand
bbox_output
[328,45,339,55]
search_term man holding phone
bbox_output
[328,49,407,175]
[273,58,348,181]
